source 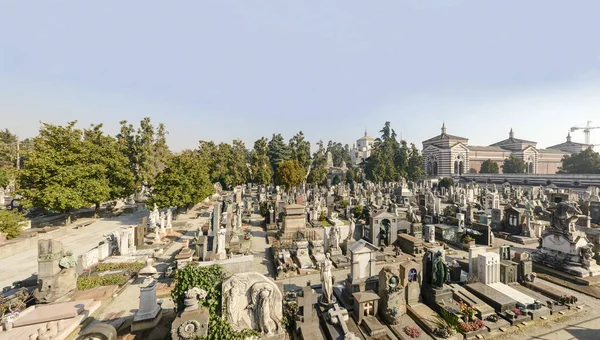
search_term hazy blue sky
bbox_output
[2,1,600,151]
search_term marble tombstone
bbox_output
[221,272,284,337]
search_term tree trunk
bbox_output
[94,203,100,218]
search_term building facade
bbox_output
[351,131,375,166]
[422,124,592,177]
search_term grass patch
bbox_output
[76,274,128,291]
[94,261,144,272]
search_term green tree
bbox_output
[438,177,454,190]
[19,122,89,224]
[0,129,18,167]
[0,166,16,188]
[0,210,26,239]
[148,150,214,210]
[406,143,425,181]
[327,141,352,167]
[83,124,136,216]
[276,159,304,191]
[250,137,273,185]
[116,118,170,188]
[365,122,401,182]
[267,134,291,175]
[502,155,526,173]
[558,148,600,174]
[289,131,311,171]
[307,140,328,185]
[479,159,500,174]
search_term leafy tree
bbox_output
[267,134,291,175]
[276,159,304,191]
[250,137,273,185]
[289,131,311,171]
[327,141,352,167]
[116,118,170,188]
[19,122,89,224]
[502,155,526,173]
[0,210,26,239]
[339,199,349,209]
[148,150,214,210]
[406,144,425,181]
[0,166,16,188]
[438,177,454,190]
[0,129,18,167]
[353,205,364,219]
[558,148,600,174]
[307,140,327,185]
[83,124,136,216]
[479,159,499,174]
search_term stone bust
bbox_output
[59,251,77,269]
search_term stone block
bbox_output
[13,299,94,327]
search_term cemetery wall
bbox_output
[0,227,67,260]
[197,255,254,274]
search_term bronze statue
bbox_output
[431,250,448,288]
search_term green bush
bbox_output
[76,274,128,291]
[0,209,27,239]
[94,261,144,272]
[171,264,258,340]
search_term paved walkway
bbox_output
[0,210,148,290]
[248,215,275,277]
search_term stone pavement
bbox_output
[248,215,276,277]
[0,210,148,290]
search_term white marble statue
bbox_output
[347,218,356,242]
[329,225,340,250]
[216,226,227,257]
[321,253,334,305]
[166,209,173,229]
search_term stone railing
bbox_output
[457,173,600,187]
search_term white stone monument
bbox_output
[478,252,500,284]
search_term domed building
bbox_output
[351,130,375,166]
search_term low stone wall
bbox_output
[0,227,67,260]
[197,255,255,274]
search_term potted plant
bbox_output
[462,235,475,249]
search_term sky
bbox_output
[1,1,600,151]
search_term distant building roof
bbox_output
[547,132,592,151]
[467,145,505,152]
[490,128,536,147]
[358,130,375,141]
[423,123,468,143]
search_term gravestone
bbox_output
[478,252,500,284]
[399,260,421,305]
[378,266,405,325]
[132,278,163,332]
[171,288,210,340]
[33,239,78,303]
[136,216,147,248]
[221,272,284,336]
[423,224,435,243]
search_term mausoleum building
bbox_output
[422,124,593,176]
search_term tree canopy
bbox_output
[479,159,500,174]
[502,155,526,173]
[276,159,304,191]
[364,122,424,182]
[558,148,600,174]
[148,150,214,209]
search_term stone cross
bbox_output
[364,301,374,315]
[297,286,319,322]
[328,303,350,334]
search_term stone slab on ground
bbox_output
[389,314,433,340]
[0,300,100,340]
[13,299,95,327]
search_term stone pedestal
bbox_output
[171,307,209,340]
[132,279,163,332]
[422,285,452,307]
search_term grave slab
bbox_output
[13,299,95,327]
